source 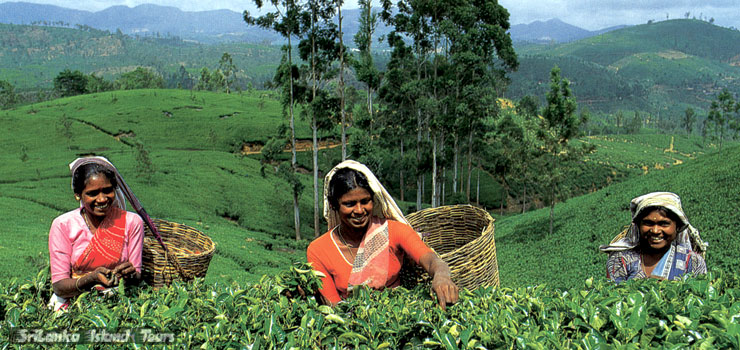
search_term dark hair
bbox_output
[328,168,374,210]
[634,206,685,229]
[72,163,117,195]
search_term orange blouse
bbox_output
[306,219,433,304]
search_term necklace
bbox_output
[82,209,97,234]
[336,226,358,261]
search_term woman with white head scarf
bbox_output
[600,192,707,283]
[48,157,144,311]
[307,160,458,309]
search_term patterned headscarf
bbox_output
[323,160,409,230]
[69,156,127,210]
[599,192,707,254]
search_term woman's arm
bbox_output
[419,252,459,310]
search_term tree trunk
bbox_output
[294,193,301,241]
[441,166,446,205]
[476,160,481,206]
[311,10,319,238]
[288,24,299,240]
[432,133,437,207]
[338,3,347,161]
[500,183,506,216]
[549,186,555,236]
[400,140,405,202]
[466,125,473,202]
[522,182,527,214]
[453,135,459,194]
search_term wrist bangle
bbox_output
[75,277,83,292]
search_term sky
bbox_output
[1,0,739,30]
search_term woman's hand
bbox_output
[89,266,114,287]
[431,273,459,310]
[419,252,459,310]
[111,262,141,285]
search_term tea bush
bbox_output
[2,263,740,349]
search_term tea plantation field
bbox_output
[2,89,739,348]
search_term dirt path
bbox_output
[241,139,341,155]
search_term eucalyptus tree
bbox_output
[218,52,237,94]
[537,66,589,235]
[336,0,348,160]
[245,0,305,240]
[353,0,381,119]
[381,0,435,211]
[441,0,517,202]
[377,32,417,203]
[298,0,339,236]
[707,89,739,153]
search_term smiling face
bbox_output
[337,187,374,234]
[78,174,116,219]
[638,209,678,253]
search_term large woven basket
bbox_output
[405,204,499,291]
[142,219,216,288]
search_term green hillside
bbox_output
[510,19,740,116]
[0,23,282,90]
[495,142,740,289]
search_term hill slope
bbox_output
[509,19,740,115]
[495,142,740,289]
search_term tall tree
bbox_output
[353,0,380,120]
[682,107,696,135]
[246,0,304,240]
[537,66,588,235]
[337,0,348,160]
[218,52,238,94]
[706,89,739,153]
[299,0,338,236]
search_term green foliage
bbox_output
[0,79,18,109]
[115,67,165,90]
[53,69,88,97]
[706,89,740,152]
[3,266,740,348]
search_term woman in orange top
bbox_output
[307,160,458,308]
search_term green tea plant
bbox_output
[2,264,740,349]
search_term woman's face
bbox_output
[79,174,116,218]
[639,209,677,252]
[337,187,374,233]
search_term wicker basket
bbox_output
[142,219,216,288]
[405,204,499,291]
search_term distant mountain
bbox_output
[1,2,608,45]
[0,1,391,45]
[509,18,626,43]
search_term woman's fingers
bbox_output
[433,278,459,310]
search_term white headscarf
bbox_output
[599,192,707,254]
[323,160,409,230]
[69,156,127,210]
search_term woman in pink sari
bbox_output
[48,157,143,311]
[307,160,458,309]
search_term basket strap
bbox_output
[115,172,190,279]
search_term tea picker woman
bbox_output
[600,192,707,283]
[307,160,459,309]
[48,157,144,311]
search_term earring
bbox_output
[75,196,81,201]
